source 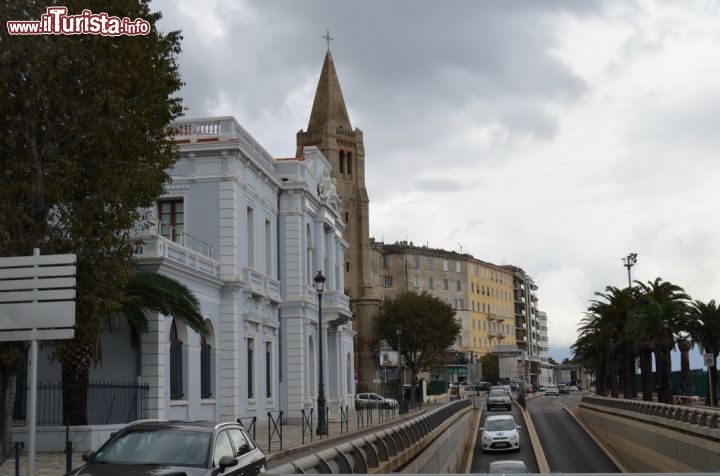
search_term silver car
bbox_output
[545,384,559,396]
[486,389,512,411]
[355,392,399,409]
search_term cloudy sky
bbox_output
[153,0,719,367]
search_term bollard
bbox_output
[66,423,72,472]
[14,441,24,476]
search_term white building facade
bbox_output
[32,116,354,431]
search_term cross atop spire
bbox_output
[323,29,334,51]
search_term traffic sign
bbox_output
[704,353,715,367]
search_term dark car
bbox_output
[64,420,266,476]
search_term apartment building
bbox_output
[503,265,542,386]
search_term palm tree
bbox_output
[583,286,637,398]
[121,271,208,337]
[61,271,208,425]
[630,279,690,404]
[571,326,606,395]
[687,300,720,406]
[677,337,694,396]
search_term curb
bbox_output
[562,406,628,473]
[518,396,550,473]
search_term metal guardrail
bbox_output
[580,395,719,436]
[268,399,472,474]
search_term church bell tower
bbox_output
[296,35,379,391]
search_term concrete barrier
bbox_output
[577,395,720,472]
[267,399,473,474]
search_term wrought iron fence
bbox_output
[13,381,149,426]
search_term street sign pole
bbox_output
[705,353,715,406]
[0,249,76,476]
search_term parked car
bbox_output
[64,420,266,476]
[487,460,529,473]
[355,392,399,409]
[486,388,512,411]
[558,383,569,394]
[568,385,579,392]
[480,414,522,453]
[537,385,546,392]
[545,384,559,396]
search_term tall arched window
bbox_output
[346,353,352,393]
[339,151,345,174]
[200,333,212,398]
[306,224,313,286]
[170,321,183,400]
[347,153,352,176]
[308,335,316,392]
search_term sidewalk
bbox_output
[0,400,454,476]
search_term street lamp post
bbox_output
[314,271,327,435]
[622,253,638,288]
[397,328,403,414]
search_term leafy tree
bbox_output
[480,352,499,383]
[0,0,183,442]
[547,357,557,365]
[687,300,720,406]
[377,292,460,403]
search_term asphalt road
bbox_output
[527,392,619,473]
[470,400,540,474]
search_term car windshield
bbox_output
[485,419,516,431]
[489,390,507,397]
[92,428,212,466]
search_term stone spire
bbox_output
[307,49,351,131]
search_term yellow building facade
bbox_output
[466,259,516,358]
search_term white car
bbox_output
[481,415,522,453]
[355,392,399,409]
[545,384,559,396]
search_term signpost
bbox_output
[705,353,715,407]
[0,249,76,476]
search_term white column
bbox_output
[140,313,166,419]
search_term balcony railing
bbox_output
[243,268,281,303]
[134,224,214,259]
[133,231,220,279]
